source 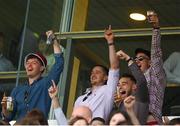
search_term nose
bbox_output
[118,84,122,89]
[135,59,139,63]
[26,63,32,68]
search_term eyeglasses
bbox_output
[134,56,149,62]
[82,91,92,102]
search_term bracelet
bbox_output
[108,43,114,46]
[153,27,160,29]
[126,57,133,62]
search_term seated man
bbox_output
[163,52,180,84]
[1,31,64,122]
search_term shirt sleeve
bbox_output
[106,69,120,98]
[54,107,68,125]
[128,62,149,103]
[46,53,64,87]
[151,28,166,86]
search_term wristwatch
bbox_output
[126,57,133,62]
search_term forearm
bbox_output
[127,109,140,125]
[108,44,119,70]
[51,97,61,109]
[53,40,62,54]
[128,62,149,102]
[54,107,68,125]
[151,29,161,57]
[151,28,166,82]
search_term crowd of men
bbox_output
[0,12,180,125]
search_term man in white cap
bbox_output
[1,31,64,122]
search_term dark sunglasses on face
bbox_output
[134,56,149,62]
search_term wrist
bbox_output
[52,96,58,100]
[126,57,133,62]
[52,36,57,42]
[108,42,114,46]
[153,23,160,29]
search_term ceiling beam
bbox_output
[55,26,180,40]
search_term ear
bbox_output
[148,60,151,67]
[103,75,108,82]
[132,84,137,91]
[40,66,45,72]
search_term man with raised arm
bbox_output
[74,25,120,122]
[1,31,64,122]
[134,12,166,124]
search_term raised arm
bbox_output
[45,31,64,85]
[124,96,140,125]
[104,25,119,70]
[104,26,120,120]
[48,80,67,125]
[149,13,166,83]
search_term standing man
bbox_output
[74,25,120,122]
[1,31,64,121]
[134,12,166,124]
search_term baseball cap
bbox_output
[135,48,151,59]
[24,52,47,68]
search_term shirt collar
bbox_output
[84,88,92,94]
[144,68,150,75]
[27,77,43,86]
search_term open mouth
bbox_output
[120,91,126,95]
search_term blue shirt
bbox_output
[6,53,64,121]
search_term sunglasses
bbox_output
[134,56,149,62]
